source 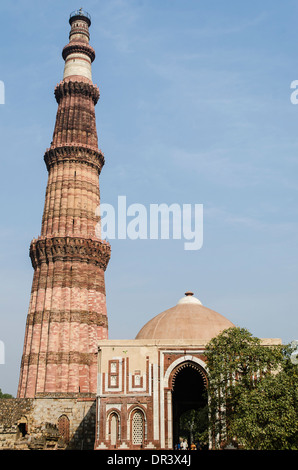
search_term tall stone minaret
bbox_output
[18,10,111,398]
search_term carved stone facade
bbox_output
[95,340,209,450]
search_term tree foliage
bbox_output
[232,369,298,449]
[205,327,298,450]
[0,388,13,399]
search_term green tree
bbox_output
[232,368,298,449]
[0,388,13,398]
[204,327,295,449]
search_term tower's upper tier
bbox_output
[62,9,95,82]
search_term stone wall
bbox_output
[0,398,34,449]
[32,396,96,449]
[0,397,96,450]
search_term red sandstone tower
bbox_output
[18,10,111,398]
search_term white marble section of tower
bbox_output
[63,9,93,81]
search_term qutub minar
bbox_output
[0,9,281,450]
[17,8,111,400]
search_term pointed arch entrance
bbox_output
[170,361,208,449]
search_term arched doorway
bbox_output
[58,414,70,444]
[171,361,207,449]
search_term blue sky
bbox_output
[0,0,298,395]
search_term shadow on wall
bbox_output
[67,401,96,450]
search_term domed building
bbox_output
[95,291,279,450]
[136,291,235,341]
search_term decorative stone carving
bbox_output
[62,42,96,63]
[30,236,111,270]
[54,80,99,104]
[44,145,105,173]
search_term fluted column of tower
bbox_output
[17,10,111,398]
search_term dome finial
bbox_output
[177,291,202,305]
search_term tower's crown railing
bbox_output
[69,9,91,25]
